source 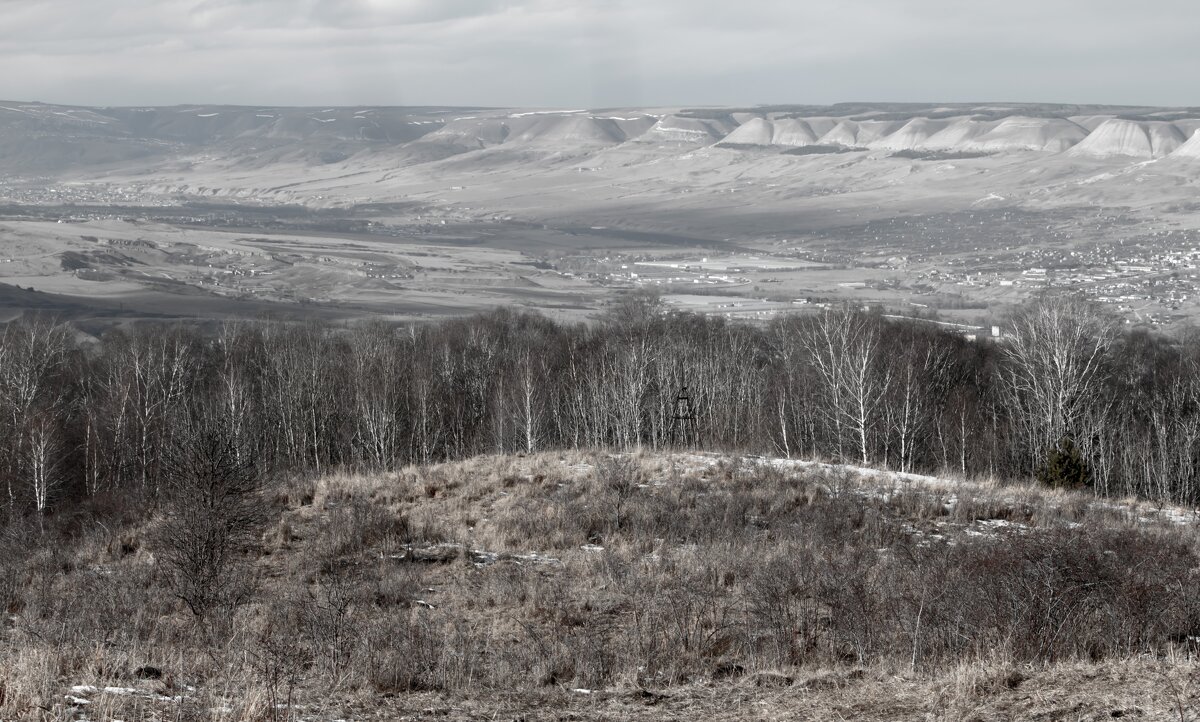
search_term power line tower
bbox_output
[670,383,699,449]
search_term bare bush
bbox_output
[155,419,267,620]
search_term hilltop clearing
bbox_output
[4,450,1200,720]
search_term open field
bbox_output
[0,215,609,324]
[6,450,1200,721]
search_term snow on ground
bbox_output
[972,193,1006,204]
[390,542,560,568]
[65,683,189,709]
[762,455,945,485]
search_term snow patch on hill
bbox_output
[639,115,735,144]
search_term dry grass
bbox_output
[4,450,1200,720]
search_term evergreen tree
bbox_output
[1036,435,1092,490]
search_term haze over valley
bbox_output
[7,100,1200,329]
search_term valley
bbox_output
[5,101,1200,327]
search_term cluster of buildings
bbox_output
[925,237,1200,325]
[0,183,171,209]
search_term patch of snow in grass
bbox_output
[391,543,560,568]
[103,686,139,695]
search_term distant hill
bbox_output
[5,100,1200,177]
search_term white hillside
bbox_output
[1171,128,1200,159]
[797,116,839,137]
[771,118,820,146]
[816,121,858,146]
[722,117,819,146]
[918,118,996,150]
[721,117,773,145]
[819,119,905,147]
[1068,115,1117,131]
[1147,122,1188,156]
[869,117,953,150]
[962,117,1087,152]
[1069,119,1185,158]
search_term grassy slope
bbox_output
[5,451,1200,721]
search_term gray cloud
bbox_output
[1,0,1198,107]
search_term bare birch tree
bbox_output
[999,295,1117,475]
[798,307,891,465]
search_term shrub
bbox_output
[1036,436,1093,489]
[154,420,267,620]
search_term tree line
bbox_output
[3,291,1200,519]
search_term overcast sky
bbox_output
[2,0,1198,108]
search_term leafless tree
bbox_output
[999,294,1118,474]
[26,413,63,522]
[156,416,266,619]
[348,322,408,470]
[0,319,68,515]
[798,307,891,465]
[100,326,198,496]
[878,326,961,473]
[512,349,544,454]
